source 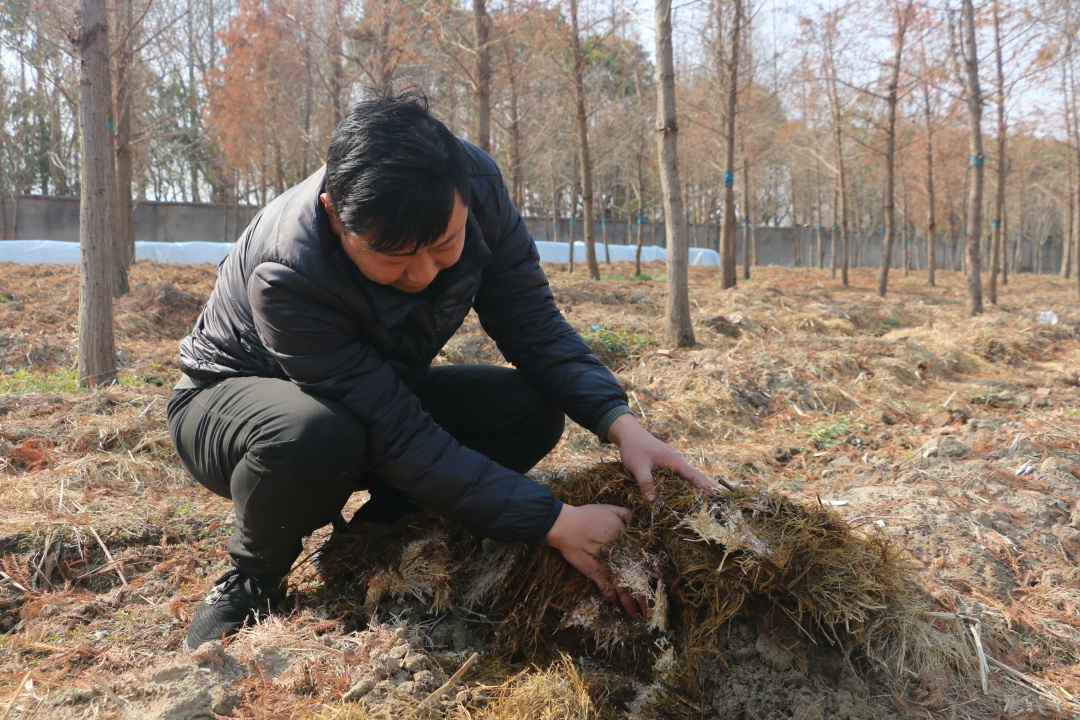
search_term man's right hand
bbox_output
[544,503,646,617]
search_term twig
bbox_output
[0,670,31,720]
[967,620,989,694]
[32,532,55,590]
[0,571,28,594]
[92,673,126,713]
[419,651,479,708]
[713,474,736,492]
[1020,409,1076,438]
[987,656,1079,709]
[87,525,128,586]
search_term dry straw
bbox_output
[320,462,979,717]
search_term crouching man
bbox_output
[168,87,713,651]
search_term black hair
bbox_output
[324,86,471,254]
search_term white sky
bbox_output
[619,0,1064,136]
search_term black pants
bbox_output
[167,365,565,580]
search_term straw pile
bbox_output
[318,463,976,717]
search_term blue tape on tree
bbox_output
[724,172,735,187]
[991,219,1000,228]
[970,154,984,167]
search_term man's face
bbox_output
[321,192,468,293]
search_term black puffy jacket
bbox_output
[177,142,629,544]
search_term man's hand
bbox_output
[606,413,716,501]
[545,503,646,617]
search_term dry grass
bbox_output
[2,262,1079,719]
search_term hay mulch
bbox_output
[318,462,983,718]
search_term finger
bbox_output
[615,586,640,617]
[594,569,618,602]
[665,455,719,493]
[626,461,657,501]
[634,593,651,620]
[687,467,719,493]
[612,506,633,524]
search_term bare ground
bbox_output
[0,261,1078,719]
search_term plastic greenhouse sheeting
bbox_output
[0,240,720,267]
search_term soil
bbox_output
[0,261,1078,719]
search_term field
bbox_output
[1,260,1078,719]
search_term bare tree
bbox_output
[1066,3,1080,298]
[568,0,600,280]
[717,0,743,289]
[957,0,984,315]
[473,0,492,152]
[111,0,140,298]
[988,0,1006,303]
[655,0,694,347]
[75,0,118,387]
[876,0,914,298]
[813,6,853,286]
[921,78,938,287]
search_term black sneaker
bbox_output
[183,568,286,651]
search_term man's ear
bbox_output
[320,193,342,236]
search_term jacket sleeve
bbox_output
[247,263,562,544]
[471,171,631,440]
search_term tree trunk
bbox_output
[111,0,136,298]
[901,184,910,276]
[961,0,984,315]
[76,0,118,387]
[923,82,937,287]
[830,185,838,278]
[1071,34,1080,298]
[876,1,911,297]
[633,179,644,277]
[834,131,850,287]
[185,2,201,203]
[815,158,825,269]
[329,0,344,126]
[635,208,644,276]
[655,0,694,347]
[49,92,68,193]
[989,0,1006,304]
[473,0,491,152]
[1,67,10,239]
[506,53,524,208]
[550,179,559,243]
[1014,170,1026,273]
[569,0,599,280]
[742,152,752,279]
[718,0,742,289]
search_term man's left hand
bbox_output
[606,413,716,501]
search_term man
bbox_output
[169,88,712,652]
